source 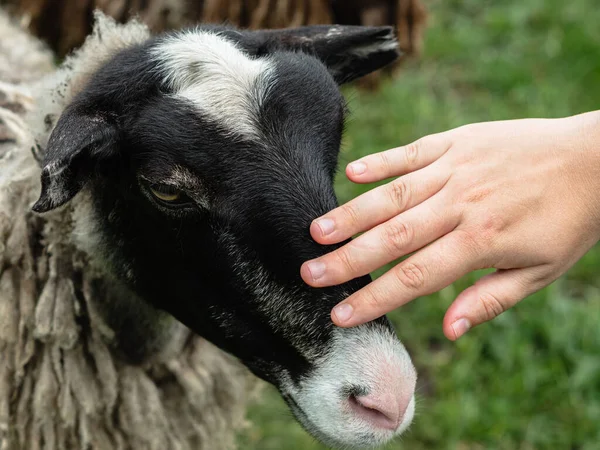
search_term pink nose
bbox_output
[348,390,412,431]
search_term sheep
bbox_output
[0,9,418,450]
[1,11,257,450]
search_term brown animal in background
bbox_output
[0,0,427,87]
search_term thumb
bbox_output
[443,267,547,340]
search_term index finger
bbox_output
[347,132,452,184]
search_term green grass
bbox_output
[238,1,600,448]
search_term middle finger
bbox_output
[302,191,459,287]
[311,162,450,244]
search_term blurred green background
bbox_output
[238,0,600,448]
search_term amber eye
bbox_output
[149,184,180,202]
[147,183,192,207]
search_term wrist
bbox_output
[568,110,600,156]
[570,110,600,236]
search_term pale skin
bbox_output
[301,110,600,340]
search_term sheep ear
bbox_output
[32,107,118,213]
[250,25,400,84]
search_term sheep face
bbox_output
[33,24,416,449]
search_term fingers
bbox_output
[302,192,458,287]
[330,230,481,327]
[310,163,449,244]
[442,266,549,341]
[346,133,452,184]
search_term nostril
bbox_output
[348,393,403,431]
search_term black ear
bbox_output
[247,25,400,84]
[32,106,118,213]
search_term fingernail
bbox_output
[349,161,367,176]
[451,318,471,340]
[315,218,335,236]
[333,303,353,322]
[306,261,326,281]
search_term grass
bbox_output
[238,0,600,448]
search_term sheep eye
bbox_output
[147,183,190,206]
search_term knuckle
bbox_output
[394,262,427,291]
[454,225,497,265]
[481,213,507,233]
[478,291,507,321]
[382,220,413,255]
[379,151,394,174]
[388,179,410,210]
[462,186,492,205]
[454,228,482,256]
[335,248,359,275]
[340,202,361,227]
[404,140,421,166]
[360,287,382,310]
[475,213,507,248]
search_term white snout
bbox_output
[287,323,417,449]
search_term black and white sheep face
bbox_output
[33,24,417,449]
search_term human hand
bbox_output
[301,111,600,340]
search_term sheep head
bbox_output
[32,21,416,449]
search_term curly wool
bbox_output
[0,11,54,84]
[0,10,258,450]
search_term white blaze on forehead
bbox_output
[151,30,273,139]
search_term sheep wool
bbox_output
[0,10,258,450]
